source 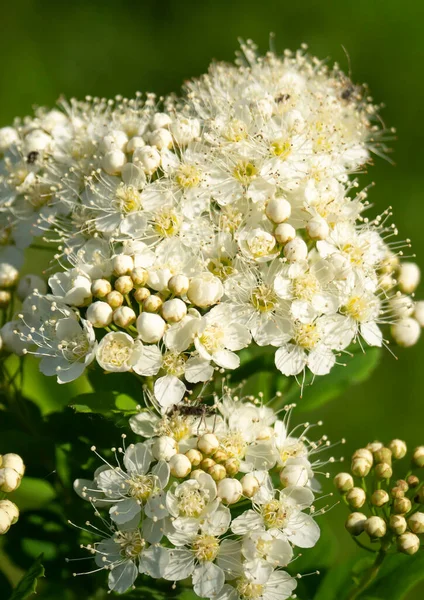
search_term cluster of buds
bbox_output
[72,391,332,596]
[335,440,424,556]
[0,260,47,313]
[0,452,25,535]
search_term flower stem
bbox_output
[347,548,387,600]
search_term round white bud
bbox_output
[114,275,134,295]
[170,118,201,145]
[149,128,173,150]
[346,487,367,509]
[113,254,134,276]
[126,136,146,153]
[169,453,192,478]
[414,301,424,327]
[143,295,163,313]
[240,474,260,498]
[131,267,148,287]
[91,279,112,299]
[283,237,308,262]
[102,150,127,175]
[345,512,367,536]
[353,448,374,464]
[408,512,424,534]
[17,274,47,300]
[197,433,219,455]
[133,288,151,303]
[398,262,420,294]
[100,130,128,153]
[280,463,309,488]
[136,313,166,343]
[398,532,420,555]
[334,472,354,493]
[0,467,22,493]
[351,457,372,477]
[86,302,113,328]
[162,298,187,323]
[217,478,243,504]
[209,464,226,482]
[1,453,25,477]
[0,291,11,309]
[265,197,291,224]
[113,306,136,328]
[364,516,386,538]
[24,129,52,153]
[306,217,329,240]
[413,446,424,468]
[168,274,189,296]
[187,273,223,308]
[152,436,177,461]
[185,449,203,466]
[389,295,414,319]
[0,507,11,535]
[0,499,19,524]
[388,439,407,460]
[0,126,19,152]
[391,318,421,347]
[0,263,19,288]
[133,146,161,174]
[106,291,124,309]
[389,515,407,535]
[274,223,296,244]
[150,113,172,130]
[371,490,390,507]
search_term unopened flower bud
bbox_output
[114,275,134,295]
[187,273,223,308]
[0,467,22,493]
[389,514,407,535]
[407,475,419,488]
[0,500,19,525]
[306,217,329,241]
[99,130,128,153]
[217,478,242,504]
[113,306,136,328]
[274,223,296,244]
[398,532,420,555]
[149,128,173,150]
[200,458,216,471]
[280,463,309,488]
[86,301,113,328]
[374,447,392,465]
[150,112,172,130]
[136,313,166,343]
[391,318,421,347]
[208,464,226,482]
[346,487,366,509]
[353,448,374,464]
[133,287,151,303]
[133,146,161,175]
[143,295,163,313]
[1,454,25,477]
[169,453,191,478]
[265,197,291,224]
[198,433,219,455]
[345,512,367,536]
[168,274,189,296]
[0,291,12,308]
[364,516,386,538]
[185,449,203,466]
[408,512,424,534]
[413,446,424,468]
[0,263,18,288]
[375,463,392,479]
[334,472,354,493]
[161,298,187,323]
[283,237,308,262]
[213,449,229,463]
[414,300,424,327]
[371,490,390,507]
[351,457,372,477]
[224,458,240,476]
[396,479,409,492]
[393,497,412,514]
[398,262,420,294]
[17,274,47,300]
[391,486,405,499]
[106,290,124,309]
[126,136,145,153]
[91,279,112,298]
[241,474,260,498]
[131,267,148,287]
[170,117,200,145]
[388,439,407,460]
[113,255,134,277]
[152,436,177,461]
[366,441,383,453]
[0,508,11,535]
[102,149,127,175]
[389,295,414,319]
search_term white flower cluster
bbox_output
[73,392,332,597]
[0,452,25,535]
[1,41,423,394]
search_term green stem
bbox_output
[346,548,387,600]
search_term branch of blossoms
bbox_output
[0,452,25,535]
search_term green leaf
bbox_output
[8,554,44,600]
[313,556,358,600]
[70,391,138,417]
[8,478,56,511]
[363,551,424,599]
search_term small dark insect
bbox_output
[341,86,355,101]
[167,403,216,418]
[26,151,39,164]
[275,93,291,103]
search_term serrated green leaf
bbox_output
[9,554,44,600]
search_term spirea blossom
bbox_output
[72,389,334,596]
[0,40,423,398]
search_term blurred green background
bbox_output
[1,0,424,598]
